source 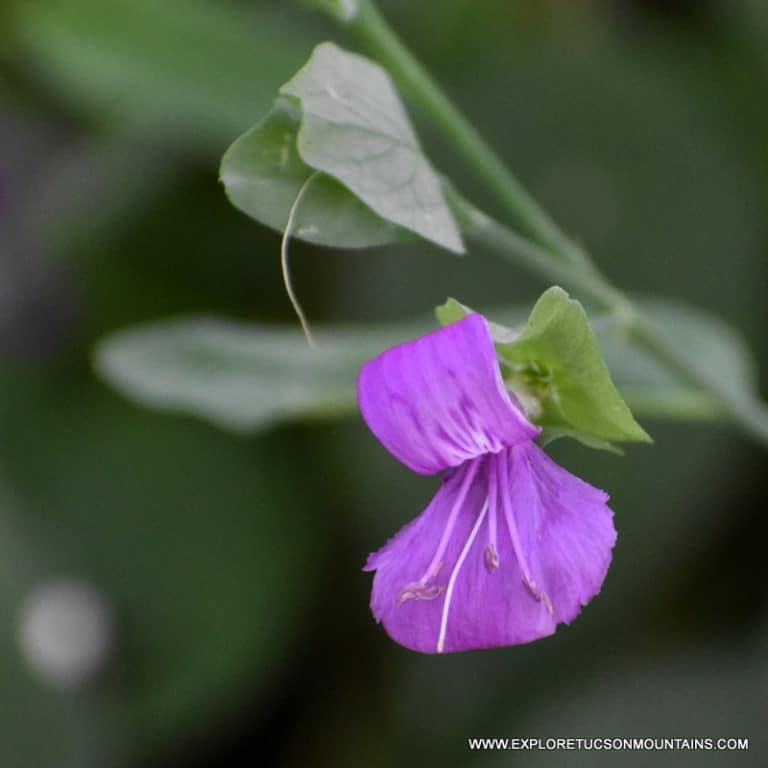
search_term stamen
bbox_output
[437,499,488,654]
[485,462,499,573]
[523,579,554,617]
[495,452,555,618]
[418,459,480,585]
[484,544,499,573]
[397,583,444,604]
[397,563,444,604]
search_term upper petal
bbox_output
[357,314,539,475]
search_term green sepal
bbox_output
[436,289,652,448]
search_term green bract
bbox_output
[501,287,652,444]
[220,42,464,252]
[438,288,652,448]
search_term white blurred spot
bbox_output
[336,0,358,21]
[17,580,113,689]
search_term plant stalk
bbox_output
[318,0,768,450]
[339,0,587,267]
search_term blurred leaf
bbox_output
[602,298,759,421]
[94,317,430,433]
[94,296,757,436]
[278,42,464,252]
[14,0,313,149]
[18,137,177,253]
[220,97,408,248]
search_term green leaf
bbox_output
[94,317,429,433]
[538,427,623,455]
[95,298,759,438]
[497,288,651,443]
[438,292,762,436]
[436,297,521,343]
[437,291,650,444]
[434,297,468,328]
[278,42,464,253]
[14,0,311,149]
[604,297,759,421]
[220,97,408,248]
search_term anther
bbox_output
[522,575,554,618]
[484,544,499,573]
[397,583,445,605]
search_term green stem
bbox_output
[447,189,631,317]
[452,191,768,449]
[319,0,768,450]
[334,0,585,266]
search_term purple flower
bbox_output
[358,314,616,654]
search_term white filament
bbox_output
[436,499,488,654]
[418,460,478,585]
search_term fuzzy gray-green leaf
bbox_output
[279,42,464,253]
[220,97,407,248]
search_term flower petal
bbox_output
[358,314,539,475]
[364,444,615,654]
[364,460,488,653]
[506,443,616,629]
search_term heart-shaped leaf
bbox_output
[220,42,464,252]
[220,97,406,248]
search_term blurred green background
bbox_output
[1,0,766,766]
